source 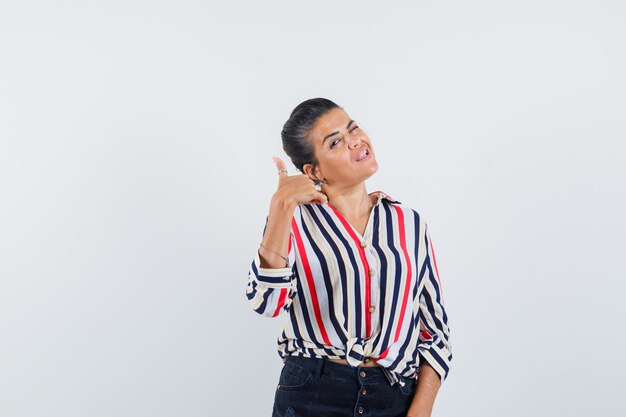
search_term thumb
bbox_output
[272,156,288,175]
[314,190,328,204]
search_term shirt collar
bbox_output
[369,190,401,204]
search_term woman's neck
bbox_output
[323,183,374,219]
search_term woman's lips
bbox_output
[357,149,370,162]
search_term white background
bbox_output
[1,1,625,416]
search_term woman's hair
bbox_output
[281,98,341,173]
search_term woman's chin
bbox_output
[365,160,379,176]
[361,164,379,182]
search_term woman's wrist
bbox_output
[270,191,297,212]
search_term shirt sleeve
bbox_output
[245,215,297,318]
[417,222,452,381]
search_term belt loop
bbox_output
[314,357,325,378]
[381,367,397,385]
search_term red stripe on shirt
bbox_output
[392,205,412,343]
[378,346,391,360]
[327,203,372,337]
[273,288,288,317]
[376,206,413,360]
[291,217,332,345]
[427,226,444,304]
[272,235,294,317]
[420,330,433,340]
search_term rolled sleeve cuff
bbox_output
[418,340,452,382]
[251,250,293,288]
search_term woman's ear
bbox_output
[302,163,321,182]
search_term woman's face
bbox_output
[305,107,378,187]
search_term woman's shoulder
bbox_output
[369,190,399,204]
[370,190,411,211]
[371,190,428,226]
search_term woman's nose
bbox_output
[347,135,362,149]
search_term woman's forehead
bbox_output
[312,108,351,142]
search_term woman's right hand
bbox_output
[272,156,328,207]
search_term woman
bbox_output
[246,98,452,417]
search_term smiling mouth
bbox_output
[357,149,369,161]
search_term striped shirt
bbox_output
[246,191,452,385]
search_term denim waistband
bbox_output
[282,355,406,386]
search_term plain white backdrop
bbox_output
[1,1,625,416]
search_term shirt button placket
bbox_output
[365,247,380,333]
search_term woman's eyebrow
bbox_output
[322,120,355,144]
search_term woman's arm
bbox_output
[245,157,327,317]
[406,362,441,417]
[408,220,452,416]
[259,157,327,268]
[245,204,297,317]
[258,196,297,268]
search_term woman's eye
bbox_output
[330,138,341,148]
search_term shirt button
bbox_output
[360,241,367,248]
[369,306,376,313]
[360,371,366,378]
[368,268,375,277]
[361,388,367,395]
[358,406,364,414]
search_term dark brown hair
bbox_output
[281,98,341,173]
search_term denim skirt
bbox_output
[272,356,417,417]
